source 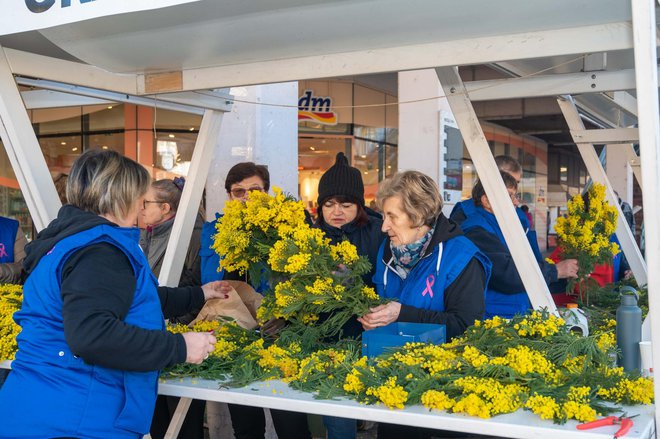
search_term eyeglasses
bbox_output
[322,201,356,210]
[229,186,265,198]
[143,200,163,209]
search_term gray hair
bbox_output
[67,150,151,219]
[376,170,442,227]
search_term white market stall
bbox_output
[0,0,659,437]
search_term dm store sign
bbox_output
[298,90,337,126]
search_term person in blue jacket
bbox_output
[0,150,226,439]
[200,161,311,439]
[451,155,544,263]
[358,170,490,439]
[460,172,578,319]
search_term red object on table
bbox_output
[576,415,637,438]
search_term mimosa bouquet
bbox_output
[554,183,620,303]
[213,188,382,346]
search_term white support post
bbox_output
[631,2,660,419]
[158,110,226,287]
[0,46,60,231]
[435,66,557,314]
[557,96,647,287]
[164,397,192,439]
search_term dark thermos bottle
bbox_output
[616,287,642,372]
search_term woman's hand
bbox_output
[260,318,287,337]
[182,331,217,364]
[201,281,231,301]
[358,302,402,331]
[555,259,579,279]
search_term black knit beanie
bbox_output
[317,152,365,206]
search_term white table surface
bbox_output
[159,376,656,439]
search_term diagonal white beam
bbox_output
[558,96,647,287]
[21,89,113,109]
[4,47,137,95]
[467,68,654,102]
[158,109,226,287]
[0,46,60,231]
[626,146,643,189]
[15,77,232,115]
[603,91,639,117]
[436,66,557,314]
[570,127,639,144]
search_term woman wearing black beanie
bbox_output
[315,152,386,439]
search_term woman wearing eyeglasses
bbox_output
[200,162,312,439]
[199,162,270,286]
[140,177,204,288]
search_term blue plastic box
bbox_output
[362,322,446,358]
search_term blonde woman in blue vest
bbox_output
[0,150,229,439]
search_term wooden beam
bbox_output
[436,66,558,314]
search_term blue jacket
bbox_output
[0,225,163,438]
[451,199,543,263]
[200,213,223,284]
[373,215,491,340]
[0,216,18,263]
[460,206,531,319]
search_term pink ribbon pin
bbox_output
[421,274,435,298]
[0,243,7,258]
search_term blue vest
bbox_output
[0,225,163,439]
[453,199,543,263]
[611,234,623,282]
[373,236,490,313]
[461,207,531,319]
[0,216,18,263]
[200,214,224,284]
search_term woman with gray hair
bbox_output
[0,150,228,439]
[358,170,490,438]
[358,170,490,339]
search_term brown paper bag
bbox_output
[190,280,263,329]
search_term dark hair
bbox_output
[316,195,369,227]
[225,162,270,193]
[520,205,529,213]
[472,171,518,207]
[152,178,184,213]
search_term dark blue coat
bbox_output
[461,206,531,318]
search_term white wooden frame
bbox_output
[0,0,658,434]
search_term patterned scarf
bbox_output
[389,227,434,279]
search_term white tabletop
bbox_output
[159,377,655,439]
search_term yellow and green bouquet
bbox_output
[0,284,22,361]
[213,187,382,345]
[554,183,620,302]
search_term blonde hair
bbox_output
[376,170,442,227]
[67,150,151,219]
